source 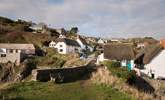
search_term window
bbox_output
[75,48,78,52]
[16,49,18,53]
[60,45,63,47]
[9,49,13,53]
[59,49,63,52]
[1,54,6,57]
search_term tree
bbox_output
[70,27,78,34]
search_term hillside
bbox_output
[0,81,134,100]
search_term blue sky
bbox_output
[0,0,165,39]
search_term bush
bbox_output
[103,61,121,68]
[126,71,137,85]
[103,61,130,80]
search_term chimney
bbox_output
[160,39,165,49]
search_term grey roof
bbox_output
[104,43,135,60]
[77,35,87,45]
[56,38,80,47]
[0,43,35,50]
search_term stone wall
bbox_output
[0,52,21,65]
[32,66,90,82]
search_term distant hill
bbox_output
[0,16,80,47]
[0,16,57,47]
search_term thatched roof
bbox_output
[135,44,163,64]
[104,43,135,60]
[56,38,80,47]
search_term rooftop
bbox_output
[56,38,80,47]
[104,43,135,60]
[0,43,35,50]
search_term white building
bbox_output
[135,44,165,79]
[0,43,35,65]
[144,50,165,79]
[97,44,135,70]
[49,38,80,54]
[76,35,93,52]
[97,38,107,44]
[49,41,56,48]
[30,23,47,33]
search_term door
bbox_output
[127,61,131,71]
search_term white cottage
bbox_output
[50,38,80,54]
[135,44,165,79]
[49,41,56,48]
[97,44,135,70]
[97,38,107,44]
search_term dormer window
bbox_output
[1,54,6,57]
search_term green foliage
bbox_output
[126,71,137,85]
[35,48,66,68]
[103,61,130,80]
[25,58,38,70]
[0,16,14,24]
[104,60,121,68]
[94,51,101,57]
[0,81,134,100]
[70,27,78,34]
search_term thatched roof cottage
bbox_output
[97,43,135,70]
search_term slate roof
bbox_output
[0,43,35,50]
[77,35,87,45]
[56,38,80,47]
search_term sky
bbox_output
[0,0,165,39]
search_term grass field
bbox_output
[0,81,134,100]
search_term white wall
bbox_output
[49,41,56,48]
[55,42,67,54]
[96,53,108,64]
[0,49,21,65]
[55,42,80,54]
[98,39,104,44]
[76,38,86,49]
[144,50,165,79]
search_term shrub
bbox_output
[103,61,121,68]
[103,61,130,80]
[126,71,137,85]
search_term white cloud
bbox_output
[0,0,165,39]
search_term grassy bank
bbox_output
[0,81,134,100]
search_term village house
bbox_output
[49,37,80,54]
[55,28,67,35]
[97,43,135,70]
[76,35,93,52]
[137,43,145,48]
[29,23,47,33]
[0,43,35,65]
[49,41,56,48]
[97,38,107,44]
[134,43,165,79]
[137,38,158,49]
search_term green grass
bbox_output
[102,61,130,80]
[0,81,134,100]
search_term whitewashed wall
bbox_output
[76,39,85,49]
[144,50,165,79]
[55,42,67,54]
